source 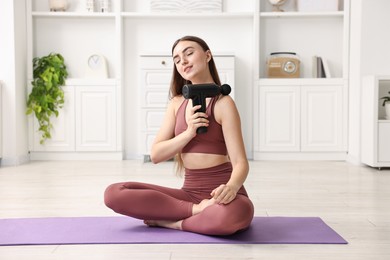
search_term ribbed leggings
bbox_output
[104,162,254,236]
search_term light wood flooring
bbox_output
[0,160,389,259]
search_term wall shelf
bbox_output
[121,12,253,19]
[32,12,117,18]
[260,11,344,18]
[258,78,345,86]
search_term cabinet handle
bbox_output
[161,60,166,65]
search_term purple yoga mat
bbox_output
[0,216,347,246]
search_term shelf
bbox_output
[32,12,116,18]
[65,78,119,86]
[28,78,119,86]
[32,11,253,19]
[258,78,345,86]
[260,11,344,18]
[121,12,253,19]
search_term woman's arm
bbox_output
[150,97,209,164]
[211,96,249,204]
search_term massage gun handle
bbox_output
[192,96,208,134]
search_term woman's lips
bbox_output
[184,66,192,73]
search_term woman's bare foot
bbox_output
[192,198,218,215]
[144,220,182,230]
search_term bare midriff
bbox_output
[181,153,230,170]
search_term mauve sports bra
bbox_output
[174,97,228,155]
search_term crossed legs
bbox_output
[104,182,254,236]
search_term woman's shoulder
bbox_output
[215,94,235,108]
[170,95,186,113]
[214,95,238,122]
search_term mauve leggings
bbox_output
[104,162,254,236]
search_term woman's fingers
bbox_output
[187,105,209,133]
[211,185,237,204]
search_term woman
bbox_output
[104,36,254,236]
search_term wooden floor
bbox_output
[0,160,389,259]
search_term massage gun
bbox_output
[182,83,231,134]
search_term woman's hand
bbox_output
[185,105,209,137]
[210,184,238,205]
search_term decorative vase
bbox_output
[385,102,390,120]
[49,0,68,11]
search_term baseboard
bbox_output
[29,152,123,161]
[345,153,364,166]
[0,154,30,166]
[253,152,348,161]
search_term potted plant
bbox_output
[26,53,68,144]
[380,91,390,120]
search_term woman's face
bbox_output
[172,40,212,84]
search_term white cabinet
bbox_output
[301,85,344,151]
[75,86,117,151]
[29,81,121,160]
[139,55,235,157]
[378,122,390,163]
[257,86,300,151]
[253,0,350,160]
[254,79,347,160]
[361,75,390,168]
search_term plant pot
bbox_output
[385,102,390,120]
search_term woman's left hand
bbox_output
[210,184,238,205]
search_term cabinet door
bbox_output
[259,86,300,151]
[301,86,343,151]
[33,86,75,151]
[75,86,116,151]
[378,122,390,162]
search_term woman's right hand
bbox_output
[185,105,209,137]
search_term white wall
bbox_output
[348,0,390,164]
[0,0,29,166]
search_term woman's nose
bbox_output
[181,57,188,65]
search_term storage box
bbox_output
[297,0,339,12]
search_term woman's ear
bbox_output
[206,50,212,63]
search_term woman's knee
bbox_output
[103,183,123,210]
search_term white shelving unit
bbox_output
[26,0,351,161]
[253,0,350,160]
[27,0,123,160]
[361,75,390,169]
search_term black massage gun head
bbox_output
[182,83,231,99]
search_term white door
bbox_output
[301,86,343,151]
[259,86,300,151]
[75,86,116,151]
[33,86,75,151]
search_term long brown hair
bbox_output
[170,36,221,174]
